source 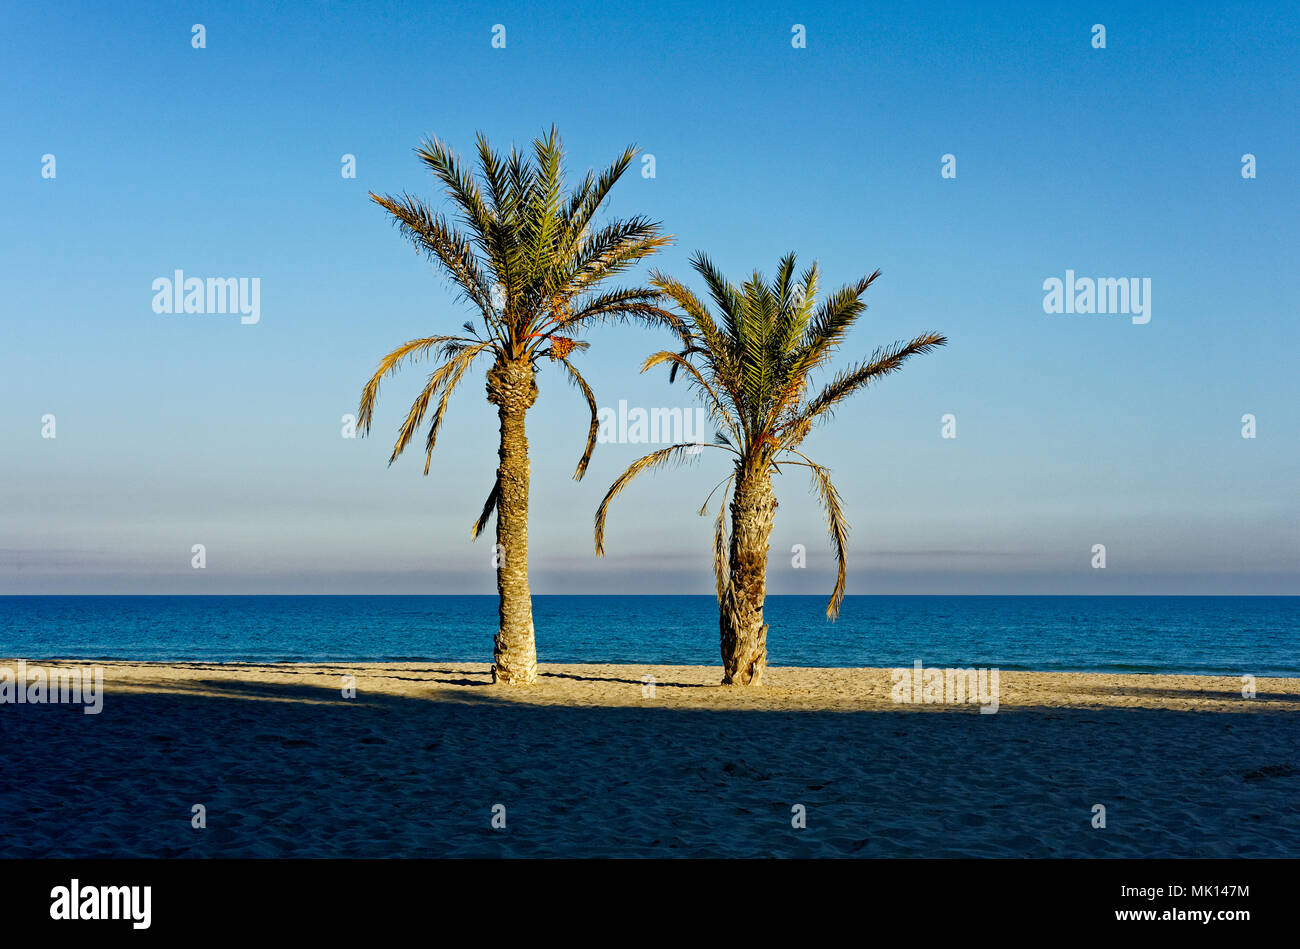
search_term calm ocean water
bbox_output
[0,595,1296,676]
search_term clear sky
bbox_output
[3,0,1297,594]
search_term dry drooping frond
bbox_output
[594,442,717,556]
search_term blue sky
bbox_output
[3,0,1297,594]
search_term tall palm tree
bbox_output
[595,252,945,685]
[360,128,674,684]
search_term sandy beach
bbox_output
[3,661,1298,858]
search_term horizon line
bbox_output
[0,593,1295,598]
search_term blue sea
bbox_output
[0,595,1296,677]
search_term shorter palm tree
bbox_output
[595,252,946,685]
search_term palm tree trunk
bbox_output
[720,468,776,685]
[486,360,539,684]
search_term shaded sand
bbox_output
[2,661,1298,858]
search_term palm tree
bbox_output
[595,252,945,685]
[360,128,674,684]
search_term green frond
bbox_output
[369,192,494,313]
[788,269,882,379]
[550,286,681,340]
[605,251,943,634]
[787,332,948,444]
[562,145,636,243]
[689,251,746,342]
[366,129,671,490]
[552,217,672,306]
[413,137,494,241]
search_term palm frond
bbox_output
[690,251,746,343]
[559,145,636,253]
[640,350,742,444]
[367,130,672,516]
[551,218,672,310]
[470,479,500,539]
[787,270,882,379]
[696,473,735,516]
[787,332,948,443]
[594,443,711,556]
[558,356,599,480]
[358,335,476,436]
[419,341,494,472]
[606,252,944,636]
[369,192,494,314]
[548,288,681,343]
[523,126,566,286]
[713,498,730,606]
[801,456,850,619]
[413,137,495,243]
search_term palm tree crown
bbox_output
[359,127,676,488]
[597,251,946,620]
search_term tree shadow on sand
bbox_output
[2,679,1298,860]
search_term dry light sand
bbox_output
[3,661,1298,858]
